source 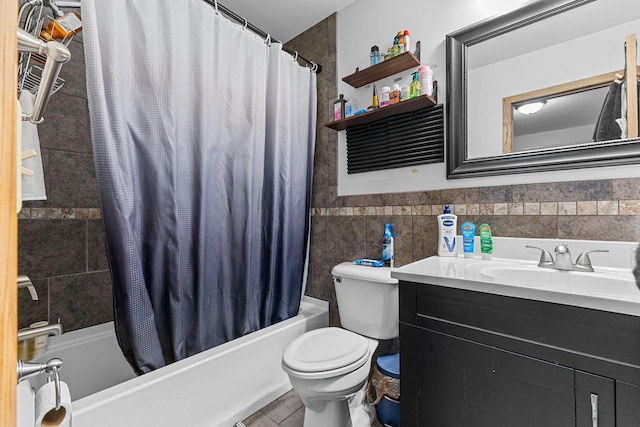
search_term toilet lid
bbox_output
[282,327,370,374]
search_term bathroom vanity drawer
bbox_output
[400,280,640,382]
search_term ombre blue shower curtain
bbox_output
[81,0,316,374]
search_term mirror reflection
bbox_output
[503,65,640,153]
[446,0,640,178]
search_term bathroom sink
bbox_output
[391,237,640,316]
[465,262,639,300]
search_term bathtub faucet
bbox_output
[18,322,63,342]
[18,275,38,300]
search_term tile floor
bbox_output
[241,389,385,427]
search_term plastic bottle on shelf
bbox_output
[370,45,381,66]
[372,84,379,109]
[400,85,410,101]
[390,84,400,105]
[379,86,391,108]
[418,65,433,97]
[345,98,357,118]
[403,30,411,54]
[409,72,422,99]
[392,35,400,56]
[397,31,405,54]
[333,94,346,121]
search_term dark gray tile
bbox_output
[18,219,86,279]
[49,271,113,331]
[47,150,99,207]
[327,216,366,261]
[465,186,512,203]
[612,178,640,200]
[312,185,343,209]
[17,279,49,329]
[87,219,109,271]
[37,93,91,153]
[386,190,441,206]
[443,188,467,204]
[460,215,558,239]
[511,180,611,202]
[59,40,87,99]
[343,193,387,208]
[411,215,438,262]
[558,216,639,241]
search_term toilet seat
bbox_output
[282,327,371,380]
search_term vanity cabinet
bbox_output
[399,281,640,427]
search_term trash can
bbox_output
[366,353,400,426]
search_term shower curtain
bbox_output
[82,0,316,374]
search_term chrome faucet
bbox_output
[553,244,574,271]
[527,245,609,272]
[17,275,38,300]
[18,323,63,342]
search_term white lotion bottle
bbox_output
[437,205,458,257]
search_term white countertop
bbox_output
[391,237,640,316]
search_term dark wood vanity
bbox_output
[399,280,640,426]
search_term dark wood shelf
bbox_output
[342,51,421,88]
[324,94,437,131]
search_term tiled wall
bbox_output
[17,38,113,331]
[18,14,640,341]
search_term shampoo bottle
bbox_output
[437,205,458,257]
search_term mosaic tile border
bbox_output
[19,207,102,220]
[312,200,640,217]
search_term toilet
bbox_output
[282,262,399,427]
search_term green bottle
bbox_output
[409,71,422,99]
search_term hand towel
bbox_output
[19,90,47,201]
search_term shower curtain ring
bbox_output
[213,0,219,14]
[310,61,317,73]
[265,33,271,46]
[242,18,248,31]
[293,51,299,63]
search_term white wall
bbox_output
[336,0,640,196]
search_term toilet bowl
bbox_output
[282,262,399,427]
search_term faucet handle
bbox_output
[575,250,609,272]
[17,275,38,300]
[526,245,555,268]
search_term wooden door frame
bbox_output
[1,0,19,425]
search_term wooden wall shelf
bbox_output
[325,94,437,131]
[342,51,420,88]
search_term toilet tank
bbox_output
[331,262,399,340]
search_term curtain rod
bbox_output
[203,0,323,74]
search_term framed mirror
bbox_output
[446,0,640,178]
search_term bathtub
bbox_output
[26,296,328,427]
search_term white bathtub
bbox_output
[26,296,328,427]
